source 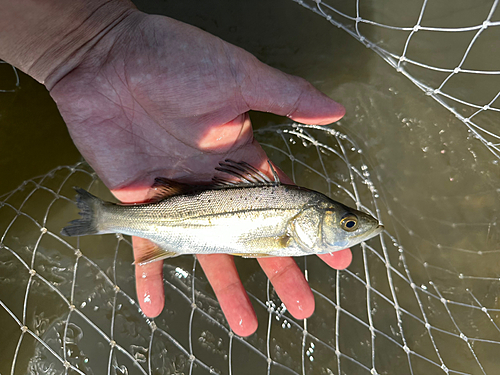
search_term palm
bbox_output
[49,11,350,336]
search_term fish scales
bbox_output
[100,185,314,255]
[61,160,383,262]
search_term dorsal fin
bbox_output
[212,159,279,187]
[149,160,280,199]
[147,178,197,201]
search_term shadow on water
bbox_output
[0,70,81,195]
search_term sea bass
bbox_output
[61,160,383,264]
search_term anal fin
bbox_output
[133,241,179,265]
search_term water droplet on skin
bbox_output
[143,293,151,304]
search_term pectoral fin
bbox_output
[232,234,292,258]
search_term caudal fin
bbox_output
[61,188,104,237]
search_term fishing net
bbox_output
[1,0,500,374]
[294,0,500,159]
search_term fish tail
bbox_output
[61,188,104,236]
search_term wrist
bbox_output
[0,0,137,88]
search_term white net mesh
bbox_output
[295,0,500,159]
[1,0,500,374]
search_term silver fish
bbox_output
[61,160,383,264]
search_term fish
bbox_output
[61,160,383,264]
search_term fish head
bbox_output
[288,201,382,254]
[320,203,383,251]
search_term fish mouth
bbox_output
[361,224,384,242]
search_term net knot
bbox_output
[149,321,157,331]
[412,25,420,32]
[20,325,28,333]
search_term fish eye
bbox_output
[340,214,358,232]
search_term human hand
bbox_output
[48,9,351,336]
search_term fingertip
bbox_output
[243,64,345,125]
[289,101,345,125]
[135,263,165,317]
[283,287,315,320]
[287,81,346,125]
[139,287,165,318]
[318,248,353,270]
[216,279,258,337]
[294,294,315,320]
[133,237,165,318]
[197,254,258,337]
[229,310,259,337]
[258,257,315,320]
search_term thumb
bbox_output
[240,59,345,125]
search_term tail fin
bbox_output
[61,188,104,237]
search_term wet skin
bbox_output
[49,9,350,336]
